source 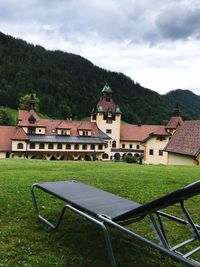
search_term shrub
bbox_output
[124,155,137,163]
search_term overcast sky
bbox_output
[1,0,200,95]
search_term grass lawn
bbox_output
[0,159,200,267]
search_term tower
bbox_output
[165,104,183,134]
[91,84,122,148]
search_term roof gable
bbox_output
[120,124,168,142]
[165,120,200,156]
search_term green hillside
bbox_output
[164,89,200,119]
[0,31,171,124]
[0,31,199,124]
[0,106,50,126]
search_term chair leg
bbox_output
[67,205,117,267]
[31,185,117,267]
[31,184,67,229]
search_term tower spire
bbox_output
[28,93,36,111]
[172,103,181,117]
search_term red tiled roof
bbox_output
[164,120,200,156]
[57,121,72,129]
[12,127,28,140]
[166,116,183,129]
[120,124,168,142]
[0,126,18,151]
[77,121,92,130]
[18,110,39,122]
[97,98,116,112]
[18,110,100,137]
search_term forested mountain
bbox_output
[164,90,200,120]
[0,31,199,124]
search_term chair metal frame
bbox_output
[31,184,200,267]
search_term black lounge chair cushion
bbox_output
[35,180,141,221]
[115,180,200,221]
[35,180,200,222]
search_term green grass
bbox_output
[0,160,200,267]
[0,106,50,123]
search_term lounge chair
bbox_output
[31,180,200,267]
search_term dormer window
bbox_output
[57,128,70,136]
[28,115,36,124]
[28,127,36,134]
[61,129,68,135]
[83,131,88,136]
[78,130,91,136]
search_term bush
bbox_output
[124,155,137,163]
[0,110,15,126]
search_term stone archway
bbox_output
[31,155,46,160]
[50,155,57,160]
[78,155,84,161]
[85,154,91,161]
[114,153,121,160]
[102,153,109,159]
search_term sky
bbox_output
[1,0,200,95]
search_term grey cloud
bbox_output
[1,0,200,45]
[156,4,200,40]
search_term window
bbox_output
[106,129,112,134]
[28,127,35,134]
[136,145,140,149]
[28,115,36,124]
[105,141,108,148]
[112,141,116,148]
[17,143,23,149]
[61,129,68,135]
[39,143,44,149]
[122,144,125,148]
[129,144,133,149]
[98,144,103,150]
[82,144,87,150]
[75,144,79,150]
[156,137,166,141]
[48,143,53,149]
[90,144,95,150]
[92,114,96,120]
[82,131,89,136]
[106,119,112,124]
[102,153,109,159]
[66,144,71,149]
[57,144,62,149]
[30,143,35,149]
[159,150,163,156]
[149,149,154,155]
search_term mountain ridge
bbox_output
[0,31,199,123]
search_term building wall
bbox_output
[78,130,92,136]
[22,127,45,134]
[57,129,71,135]
[119,141,142,151]
[35,127,46,134]
[0,152,6,158]
[94,113,121,147]
[168,153,197,166]
[144,137,169,164]
[12,141,27,151]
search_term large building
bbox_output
[0,84,199,165]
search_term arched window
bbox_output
[57,144,62,150]
[112,141,116,148]
[17,143,23,149]
[102,153,109,159]
[48,143,54,149]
